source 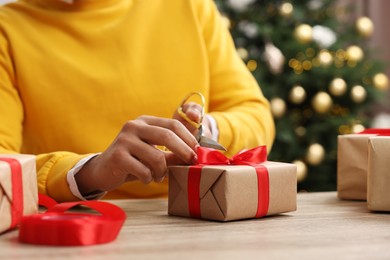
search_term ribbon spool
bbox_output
[19,196,126,246]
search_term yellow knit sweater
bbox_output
[0,0,275,201]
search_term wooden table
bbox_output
[1,192,389,259]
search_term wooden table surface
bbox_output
[1,192,389,259]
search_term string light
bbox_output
[335,49,346,60]
[305,48,316,58]
[338,125,350,134]
[302,60,312,70]
[247,60,257,71]
[352,124,365,133]
[318,50,333,66]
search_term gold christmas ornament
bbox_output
[352,124,365,133]
[356,16,374,38]
[295,126,306,137]
[373,73,389,90]
[350,85,367,103]
[338,124,350,135]
[279,2,293,17]
[237,47,249,60]
[306,143,325,166]
[318,50,333,66]
[247,60,257,72]
[270,97,286,118]
[292,160,308,182]
[289,85,306,104]
[221,16,231,29]
[294,24,313,44]
[312,92,332,114]
[329,78,347,96]
[335,49,346,61]
[346,45,364,62]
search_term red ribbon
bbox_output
[18,194,126,246]
[359,128,390,136]
[188,146,269,219]
[0,157,23,231]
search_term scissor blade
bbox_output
[198,136,227,151]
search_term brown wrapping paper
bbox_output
[337,134,376,200]
[367,137,390,211]
[0,154,38,233]
[168,162,297,221]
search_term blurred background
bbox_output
[215,0,390,192]
[1,0,389,192]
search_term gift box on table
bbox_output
[337,134,372,200]
[367,137,390,211]
[337,129,390,200]
[0,154,38,233]
[168,146,297,221]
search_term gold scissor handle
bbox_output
[177,92,227,151]
[177,92,205,129]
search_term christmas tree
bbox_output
[215,0,389,191]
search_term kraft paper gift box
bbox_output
[337,129,390,200]
[168,147,297,221]
[0,154,38,233]
[337,134,371,200]
[367,137,390,211]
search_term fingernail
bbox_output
[156,177,165,183]
[145,176,153,184]
[192,155,198,164]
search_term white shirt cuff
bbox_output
[205,114,219,141]
[66,154,106,200]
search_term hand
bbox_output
[75,115,198,196]
[172,102,212,139]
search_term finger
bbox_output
[120,154,154,184]
[141,126,195,164]
[125,175,138,182]
[127,140,168,182]
[136,116,199,154]
[165,152,195,166]
[175,116,199,136]
[106,137,154,184]
[181,102,202,123]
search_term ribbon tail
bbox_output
[0,158,23,229]
[254,165,269,218]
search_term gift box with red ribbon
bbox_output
[337,129,390,200]
[168,146,297,221]
[0,154,38,233]
[367,136,390,211]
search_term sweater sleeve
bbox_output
[0,29,88,202]
[192,0,275,157]
[0,26,23,153]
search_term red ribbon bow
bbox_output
[188,146,269,219]
[196,145,268,166]
[18,194,126,246]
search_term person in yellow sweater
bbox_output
[0,0,275,202]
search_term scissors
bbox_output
[177,92,226,151]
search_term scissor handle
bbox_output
[178,92,205,129]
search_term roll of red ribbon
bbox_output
[18,198,126,246]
